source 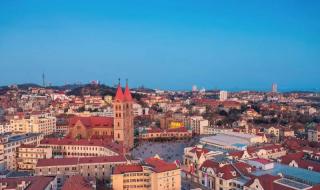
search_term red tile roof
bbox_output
[228,150,245,158]
[113,164,143,174]
[0,176,55,190]
[280,152,305,165]
[62,175,94,190]
[250,158,272,164]
[281,152,320,172]
[190,147,209,159]
[19,144,37,148]
[144,157,178,173]
[36,155,126,167]
[37,157,78,167]
[247,144,283,154]
[200,160,254,180]
[245,174,281,190]
[69,116,114,128]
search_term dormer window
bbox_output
[231,171,236,176]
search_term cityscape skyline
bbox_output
[1,2,320,189]
[1,1,320,91]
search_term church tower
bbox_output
[113,79,134,150]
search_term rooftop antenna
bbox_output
[42,72,46,87]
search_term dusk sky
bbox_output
[0,0,319,91]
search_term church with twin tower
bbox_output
[113,79,134,150]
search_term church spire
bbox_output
[115,78,124,101]
[124,79,132,101]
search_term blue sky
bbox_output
[0,0,319,91]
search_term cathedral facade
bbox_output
[68,80,134,150]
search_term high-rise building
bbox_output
[113,80,134,150]
[10,113,56,136]
[272,83,277,93]
[219,90,228,101]
[192,85,198,92]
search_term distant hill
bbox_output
[67,84,145,100]
[17,83,42,89]
[50,84,85,91]
[66,84,116,96]
[131,87,155,93]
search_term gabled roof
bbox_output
[144,157,178,173]
[69,116,114,128]
[62,175,93,190]
[281,152,320,172]
[228,150,245,158]
[200,160,254,180]
[189,147,209,159]
[245,174,281,190]
[113,165,143,174]
[0,176,55,190]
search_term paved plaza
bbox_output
[132,138,199,162]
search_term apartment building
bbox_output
[0,122,11,134]
[185,116,209,135]
[0,133,44,171]
[17,144,52,170]
[10,112,56,136]
[112,156,181,190]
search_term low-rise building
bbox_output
[183,145,223,172]
[244,174,320,190]
[263,126,280,137]
[139,127,192,140]
[279,152,320,172]
[40,138,123,158]
[246,158,274,170]
[227,144,287,160]
[280,128,295,138]
[200,132,267,151]
[308,125,320,142]
[35,155,128,189]
[0,176,57,190]
[198,160,255,190]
